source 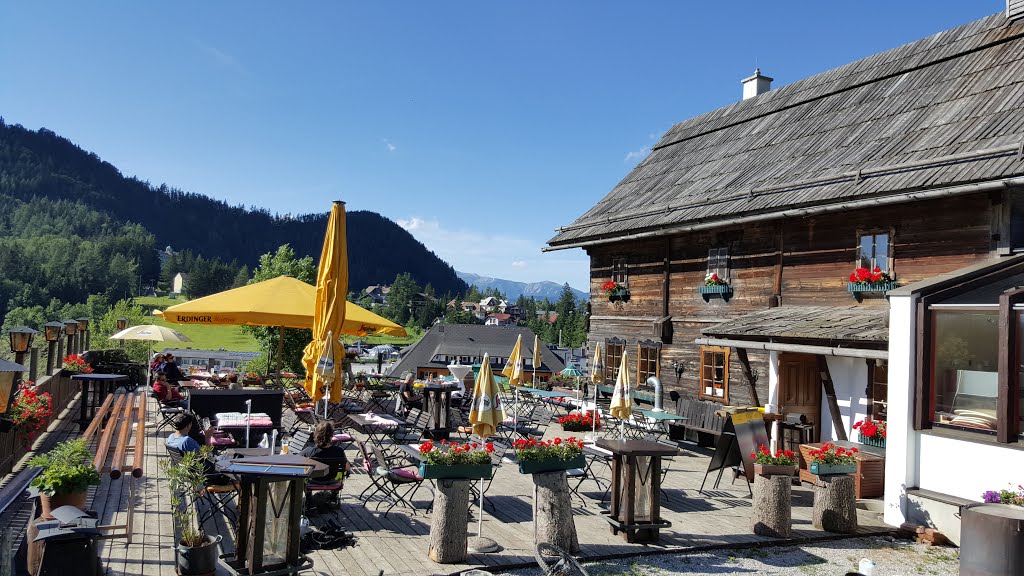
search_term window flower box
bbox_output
[602,281,630,303]
[806,442,858,476]
[809,462,857,476]
[847,267,898,302]
[518,454,586,475]
[857,432,885,448]
[698,284,733,302]
[419,462,492,480]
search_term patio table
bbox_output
[71,373,128,431]
[597,438,678,543]
[345,412,409,446]
[634,409,688,440]
[363,375,399,413]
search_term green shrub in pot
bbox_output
[28,438,102,497]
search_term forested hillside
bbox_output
[0,119,466,323]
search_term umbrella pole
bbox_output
[277,325,284,382]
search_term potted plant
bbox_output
[698,272,733,302]
[61,354,93,375]
[514,437,586,474]
[8,381,53,448]
[160,445,222,576]
[418,439,494,479]
[847,267,898,301]
[557,412,600,432]
[852,417,886,448]
[28,438,101,518]
[807,442,859,476]
[751,445,797,476]
[601,281,630,303]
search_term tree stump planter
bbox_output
[812,474,858,533]
[532,471,579,554]
[752,473,793,538]
[428,479,471,563]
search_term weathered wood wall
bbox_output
[586,193,995,406]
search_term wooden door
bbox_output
[778,353,822,442]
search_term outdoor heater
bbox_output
[0,358,27,432]
[62,320,79,357]
[76,317,90,352]
[43,321,65,375]
[7,326,38,367]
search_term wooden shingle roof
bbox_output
[548,13,1024,249]
[701,306,888,346]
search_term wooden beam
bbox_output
[772,230,783,306]
[865,359,876,420]
[997,287,1024,443]
[816,355,848,441]
[734,348,761,407]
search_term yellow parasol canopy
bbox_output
[302,201,348,403]
[469,353,505,438]
[590,342,603,384]
[610,350,632,420]
[157,275,406,337]
[501,334,525,387]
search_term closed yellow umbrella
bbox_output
[501,334,525,387]
[469,354,505,438]
[610,350,632,422]
[590,342,603,385]
[302,201,348,403]
[532,334,542,385]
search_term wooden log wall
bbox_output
[586,193,996,406]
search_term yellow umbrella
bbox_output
[302,201,348,403]
[501,334,525,387]
[157,276,406,336]
[469,353,505,438]
[532,334,542,385]
[610,350,632,422]
[590,342,603,384]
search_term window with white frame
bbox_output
[611,257,628,287]
[707,247,730,281]
[858,231,891,273]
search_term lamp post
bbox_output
[116,318,128,348]
[63,320,79,357]
[0,358,27,431]
[76,317,90,353]
[6,326,38,367]
[43,321,64,375]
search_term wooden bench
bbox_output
[82,392,146,542]
[672,397,725,447]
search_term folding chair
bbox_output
[154,393,186,431]
[166,446,240,529]
[357,441,426,516]
[285,395,321,436]
[289,428,312,453]
[304,454,347,512]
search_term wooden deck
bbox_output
[4,393,893,576]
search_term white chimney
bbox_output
[742,68,773,100]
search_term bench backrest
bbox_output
[676,397,725,434]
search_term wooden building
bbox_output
[546,10,1024,447]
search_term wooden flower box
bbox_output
[754,463,797,477]
[698,284,733,302]
[518,454,586,475]
[419,462,492,480]
[809,462,857,476]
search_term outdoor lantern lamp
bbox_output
[76,317,90,332]
[6,326,38,367]
[0,357,26,418]
[76,317,91,352]
[116,318,129,331]
[43,321,64,375]
[63,320,79,356]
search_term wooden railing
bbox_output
[0,371,77,477]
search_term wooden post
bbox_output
[816,356,847,441]
[812,474,858,533]
[428,479,470,563]
[0,526,12,576]
[736,348,761,407]
[752,474,792,537]
[532,471,579,554]
[55,339,64,374]
[29,347,39,383]
[46,341,56,375]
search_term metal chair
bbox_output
[357,441,426,517]
[165,446,239,529]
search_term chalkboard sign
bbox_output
[699,409,769,494]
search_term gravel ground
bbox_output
[494,536,960,576]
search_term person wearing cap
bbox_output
[150,353,166,373]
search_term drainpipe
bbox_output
[647,376,664,412]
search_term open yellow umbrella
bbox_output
[610,350,632,436]
[302,201,348,403]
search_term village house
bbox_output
[484,313,514,326]
[547,8,1024,541]
[363,284,390,306]
[479,296,501,313]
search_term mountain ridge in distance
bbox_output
[456,271,589,302]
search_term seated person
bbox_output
[166,412,202,454]
[149,352,166,374]
[226,373,243,390]
[152,371,187,406]
[399,373,424,411]
[300,421,350,485]
[160,353,187,383]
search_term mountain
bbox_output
[0,120,467,298]
[457,271,589,302]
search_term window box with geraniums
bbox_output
[28,438,102,518]
[852,417,886,448]
[847,267,898,301]
[751,445,798,477]
[7,381,53,448]
[61,354,93,375]
[418,439,494,479]
[807,442,859,476]
[558,411,600,432]
[698,272,733,302]
[514,437,586,474]
[602,281,630,303]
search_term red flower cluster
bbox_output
[848,267,894,285]
[853,417,887,439]
[9,382,53,447]
[62,354,93,374]
[704,272,728,286]
[513,436,585,462]
[557,412,600,431]
[601,281,616,292]
[419,438,494,465]
[750,445,797,466]
[807,442,858,465]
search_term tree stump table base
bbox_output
[428,479,471,563]
[752,474,793,538]
[812,474,858,534]
[532,471,579,554]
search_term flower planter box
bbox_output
[809,462,857,476]
[754,463,797,477]
[419,462,492,480]
[518,454,586,475]
[698,284,733,302]
[608,289,630,303]
[857,433,885,448]
[847,282,899,302]
[560,424,595,432]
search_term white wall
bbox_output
[764,351,869,442]
[917,433,1024,499]
[885,293,918,526]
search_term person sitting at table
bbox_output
[399,373,424,412]
[166,413,225,480]
[301,421,350,483]
[152,371,187,407]
[159,353,188,383]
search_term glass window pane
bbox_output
[859,235,874,268]
[932,311,999,429]
[875,234,889,271]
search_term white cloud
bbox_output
[190,38,239,69]
[624,146,651,164]
[396,216,588,290]
[382,138,397,152]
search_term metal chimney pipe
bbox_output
[647,376,664,412]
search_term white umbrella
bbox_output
[109,324,192,382]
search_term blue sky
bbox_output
[0,1,999,292]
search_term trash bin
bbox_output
[960,502,1024,576]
